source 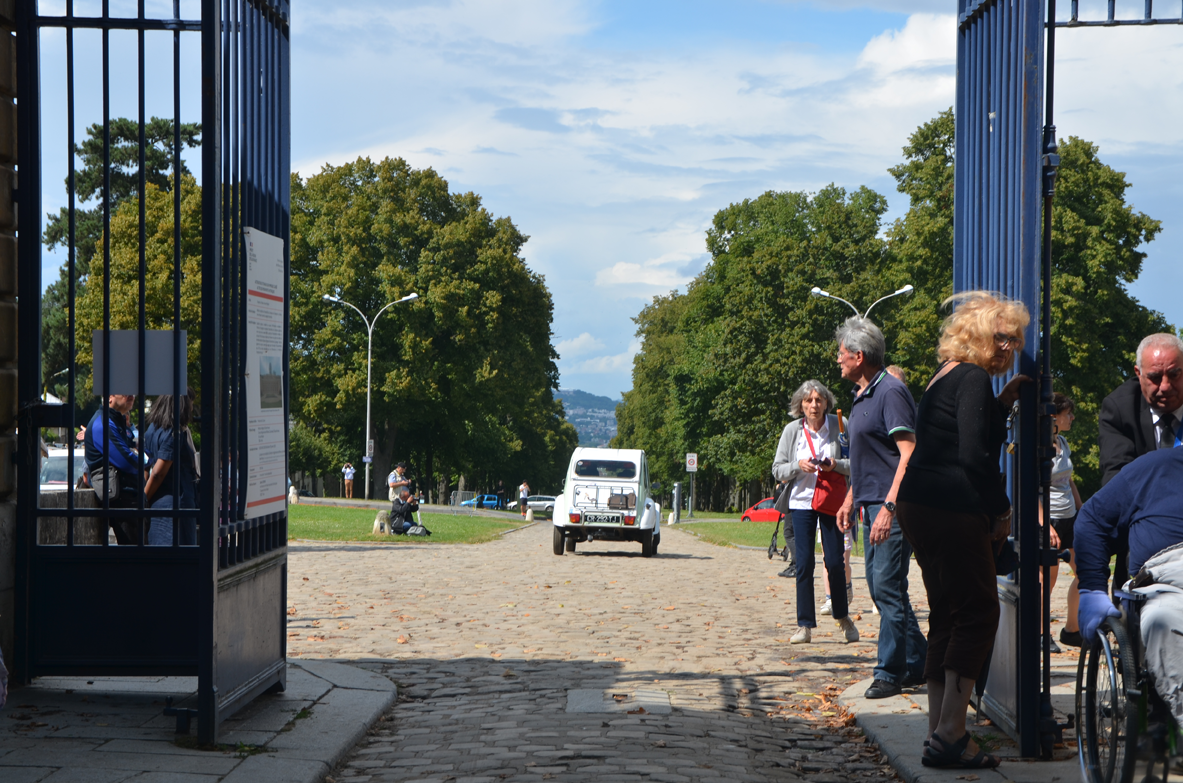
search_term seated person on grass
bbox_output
[390,488,420,535]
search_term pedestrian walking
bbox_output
[1043,393,1084,649]
[519,480,530,517]
[834,315,927,699]
[896,291,1029,769]
[772,380,858,645]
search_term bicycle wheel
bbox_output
[1079,619,1139,783]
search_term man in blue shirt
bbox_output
[1075,446,1183,724]
[84,393,142,544]
[835,316,927,699]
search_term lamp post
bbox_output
[809,284,914,320]
[322,291,419,499]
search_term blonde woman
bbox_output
[896,291,1030,770]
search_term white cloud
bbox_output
[287,3,1183,396]
[563,340,643,375]
[555,332,606,358]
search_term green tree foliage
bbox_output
[288,421,342,479]
[41,118,201,400]
[75,175,204,399]
[615,186,896,504]
[615,109,1168,506]
[879,112,1168,494]
[290,157,578,499]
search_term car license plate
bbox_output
[583,512,620,525]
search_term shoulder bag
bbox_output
[805,422,847,517]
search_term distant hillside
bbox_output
[557,388,620,447]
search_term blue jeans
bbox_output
[147,495,196,546]
[792,509,849,627]
[862,503,927,684]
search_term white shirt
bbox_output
[1151,403,1183,448]
[342,466,355,480]
[788,419,832,510]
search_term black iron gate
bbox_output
[14,0,290,743]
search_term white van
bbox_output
[552,447,661,557]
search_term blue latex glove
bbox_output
[1079,589,1121,643]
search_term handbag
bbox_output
[88,465,123,501]
[804,422,847,517]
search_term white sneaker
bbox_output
[819,598,833,616]
[837,615,859,643]
[790,626,811,644]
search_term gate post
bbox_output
[0,0,15,672]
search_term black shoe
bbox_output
[1044,634,1062,654]
[902,673,927,688]
[777,565,796,578]
[1059,628,1083,648]
[864,679,902,699]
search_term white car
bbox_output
[508,495,557,515]
[552,447,661,557]
[40,447,87,494]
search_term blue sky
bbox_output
[37,0,1183,400]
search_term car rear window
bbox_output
[574,460,636,479]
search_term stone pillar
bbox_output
[0,0,17,669]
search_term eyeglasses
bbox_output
[994,332,1020,349]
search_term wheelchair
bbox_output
[1076,590,1180,783]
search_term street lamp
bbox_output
[810,284,914,320]
[322,291,419,499]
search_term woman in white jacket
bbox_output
[772,380,858,644]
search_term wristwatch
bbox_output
[883,501,897,514]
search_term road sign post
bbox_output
[686,453,697,518]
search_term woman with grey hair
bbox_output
[772,379,858,644]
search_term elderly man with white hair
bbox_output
[1094,333,1183,613]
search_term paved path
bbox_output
[286,521,1081,783]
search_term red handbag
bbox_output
[805,423,847,517]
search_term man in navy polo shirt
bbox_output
[835,316,927,699]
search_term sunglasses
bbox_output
[994,332,1020,349]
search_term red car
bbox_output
[741,497,782,522]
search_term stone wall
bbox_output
[0,0,16,669]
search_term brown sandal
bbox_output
[921,732,1001,769]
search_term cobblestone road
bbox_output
[286,521,1075,783]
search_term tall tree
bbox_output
[41,118,200,400]
[289,157,577,499]
[879,111,1169,494]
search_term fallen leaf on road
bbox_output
[307,635,326,642]
[627,706,648,714]
[653,740,666,747]
[663,606,676,611]
[287,608,297,616]
[475,643,488,649]
[396,636,409,644]
[614,657,630,662]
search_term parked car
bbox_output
[460,493,500,509]
[39,447,87,494]
[507,495,557,515]
[552,447,661,556]
[741,497,782,522]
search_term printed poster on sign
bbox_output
[244,227,288,519]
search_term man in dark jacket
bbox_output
[84,393,143,544]
[389,488,419,535]
[1097,333,1183,591]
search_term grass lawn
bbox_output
[287,504,523,544]
[680,519,866,556]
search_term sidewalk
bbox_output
[839,646,1083,783]
[0,660,396,783]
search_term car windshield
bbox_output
[573,460,636,479]
[40,455,86,486]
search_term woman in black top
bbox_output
[897,291,1029,770]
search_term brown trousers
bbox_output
[897,500,999,682]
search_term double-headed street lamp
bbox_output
[810,284,914,320]
[323,291,419,499]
